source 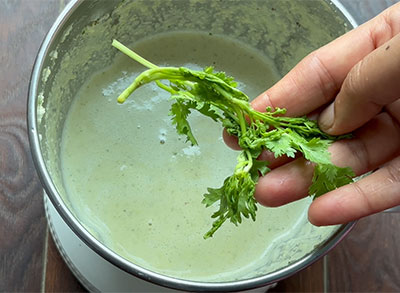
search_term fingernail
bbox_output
[319,102,334,131]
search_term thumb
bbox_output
[319,33,400,135]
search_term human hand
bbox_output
[225,3,400,226]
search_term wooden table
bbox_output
[1,0,399,292]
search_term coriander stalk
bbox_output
[112,39,355,238]
[112,39,158,69]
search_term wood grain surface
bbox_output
[328,214,400,292]
[0,0,399,292]
[0,0,64,291]
[45,234,86,292]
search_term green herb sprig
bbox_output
[112,39,355,239]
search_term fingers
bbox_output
[255,158,314,207]
[319,33,400,135]
[257,149,296,169]
[308,100,400,225]
[222,129,241,150]
[251,3,400,116]
[309,156,400,226]
[223,128,296,169]
[225,5,400,150]
[255,112,400,207]
[386,98,400,122]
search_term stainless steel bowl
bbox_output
[28,0,357,291]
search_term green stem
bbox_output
[234,105,247,135]
[203,214,228,239]
[112,39,158,69]
[117,80,142,103]
[155,81,177,95]
[117,68,187,103]
[234,150,253,173]
[243,150,253,173]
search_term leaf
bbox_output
[249,160,270,181]
[202,187,223,207]
[203,170,257,238]
[169,101,198,145]
[193,101,223,122]
[289,131,332,165]
[310,164,355,198]
[264,132,297,158]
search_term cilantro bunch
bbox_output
[112,40,355,239]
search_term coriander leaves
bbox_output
[112,39,355,239]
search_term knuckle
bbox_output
[342,59,367,99]
[385,99,400,129]
[351,180,375,214]
[309,51,340,104]
[347,137,372,174]
[385,156,400,184]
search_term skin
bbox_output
[224,2,400,226]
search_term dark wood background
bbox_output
[1,0,399,292]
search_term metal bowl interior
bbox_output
[28,0,356,291]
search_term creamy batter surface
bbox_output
[61,32,312,281]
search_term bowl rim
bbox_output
[27,0,357,291]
